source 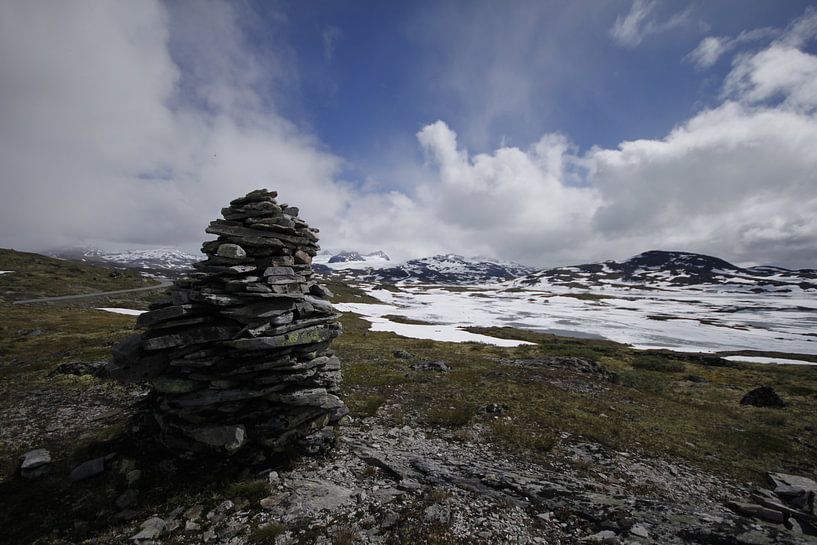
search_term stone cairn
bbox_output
[109,189,347,457]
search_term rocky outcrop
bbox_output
[109,189,347,457]
[728,472,817,536]
[741,386,787,408]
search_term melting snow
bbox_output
[337,302,532,347]
[312,254,392,270]
[96,307,145,316]
[723,355,816,366]
[338,284,817,357]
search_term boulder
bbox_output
[412,360,451,372]
[19,448,51,478]
[740,386,786,408]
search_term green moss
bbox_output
[248,522,285,545]
[226,479,270,503]
[346,394,386,418]
[321,279,380,304]
[382,314,435,325]
[425,401,474,428]
[631,354,686,372]
[488,419,558,455]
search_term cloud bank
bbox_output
[0,1,350,252]
[1,2,817,268]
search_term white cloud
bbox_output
[724,45,817,110]
[610,0,690,48]
[686,8,817,70]
[588,100,817,266]
[360,31,817,267]
[0,1,350,253]
[782,6,817,47]
[686,36,728,69]
[322,26,342,62]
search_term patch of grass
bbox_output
[488,419,558,455]
[248,522,285,545]
[425,402,474,428]
[321,280,381,304]
[347,394,386,418]
[375,283,401,293]
[631,354,686,373]
[619,370,671,393]
[466,326,626,360]
[332,526,359,545]
[0,304,141,377]
[382,314,435,325]
[428,486,453,502]
[226,479,269,503]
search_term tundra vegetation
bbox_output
[0,250,815,543]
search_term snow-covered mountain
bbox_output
[326,254,537,285]
[312,250,391,270]
[49,246,200,272]
[514,250,817,293]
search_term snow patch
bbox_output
[336,302,533,347]
[335,283,817,357]
[96,307,145,316]
[723,355,816,366]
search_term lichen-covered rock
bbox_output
[109,189,346,457]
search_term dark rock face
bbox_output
[109,189,347,457]
[328,251,364,263]
[741,386,787,408]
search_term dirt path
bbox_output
[11,279,172,304]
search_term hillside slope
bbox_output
[0,249,159,301]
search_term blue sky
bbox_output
[2,1,817,267]
[259,1,816,171]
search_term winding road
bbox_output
[12,279,173,304]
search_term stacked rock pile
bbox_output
[109,189,347,457]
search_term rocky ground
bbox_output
[5,394,816,545]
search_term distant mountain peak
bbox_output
[515,250,816,293]
[49,246,200,272]
[313,249,391,270]
[322,253,537,285]
[328,251,364,263]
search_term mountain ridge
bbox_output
[515,250,817,293]
[48,246,200,272]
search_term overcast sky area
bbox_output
[1,1,817,268]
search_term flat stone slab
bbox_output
[20,448,51,470]
[282,477,355,515]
